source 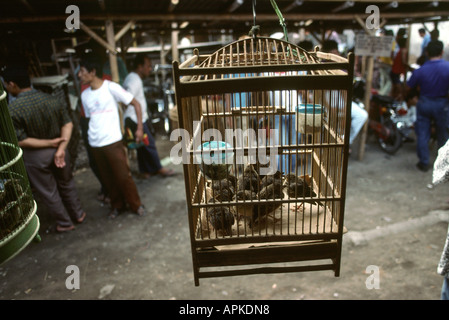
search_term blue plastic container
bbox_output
[296,104,323,134]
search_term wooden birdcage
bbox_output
[0,84,40,265]
[172,37,354,286]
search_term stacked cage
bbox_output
[173,37,354,285]
[0,83,40,265]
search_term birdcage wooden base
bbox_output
[192,240,341,286]
[0,201,40,265]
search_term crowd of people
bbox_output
[1,52,174,231]
[314,27,449,174]
[376,27,449,300]
[304,27,449,299]
[370,27,449,175]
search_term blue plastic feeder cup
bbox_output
[295,104,323,134]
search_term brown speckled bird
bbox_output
[252,180,284,225]
[233,189,257,224]
[211,175,237,201]
[238,164,260,192]
[260,170,283,189]
[206,198,235,236]
[283,174,323,207]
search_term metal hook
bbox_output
[248,0,260,38]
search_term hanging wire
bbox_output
[269,0,303,59]
[248,0,260,38]
[269,0,289,42]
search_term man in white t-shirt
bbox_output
[123,54,174,178]
[78,56,145,218]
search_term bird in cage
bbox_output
[254,161,271,178]
[211,175,237,201]
[0,179,26,237]
[215,174,237,190]
[233,189,257,225]
[0,200,22,236]
[211,184,233,202]
[252,179,284,225]
[1,178,23,203]
[238,164,260,192]
[205,198,235,236]
[260,170,283,189]
[283,174,323,209]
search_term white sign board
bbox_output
[355,34,394,57]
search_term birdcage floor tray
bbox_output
[197,200,347,248]
[0,202,40,265]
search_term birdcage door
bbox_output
[173,37,354,286]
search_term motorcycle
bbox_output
[353,78,416,154]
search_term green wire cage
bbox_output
[0,83,40,265]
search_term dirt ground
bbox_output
[0,131,448,301]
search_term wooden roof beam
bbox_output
[79,21,117,54]
[2,11,448,24]
[114,20,135,42]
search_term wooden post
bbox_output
[354,15,376,161]
[51,39,61,75]
[160,36,166,65]
[357,56,374,160]
[105,19,119,83]
[131,24,137,48]
[171,22,179,63]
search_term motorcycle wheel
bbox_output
[378,117,402,154]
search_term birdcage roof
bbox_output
[178,36,350,80]
[173,36,353,99]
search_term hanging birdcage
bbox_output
[0,83,40,265]
[173,36,354,286]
